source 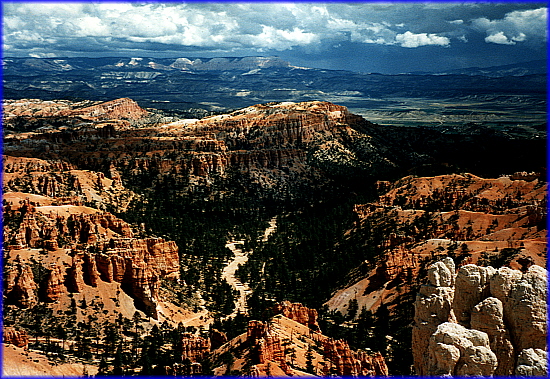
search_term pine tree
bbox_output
[305,345,315,374]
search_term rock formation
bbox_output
[273,301,320,331]
[3,192,180,318]
[3,327,30,349]
[470,297,514,375]
[178,333,210,362]
[246,320,290,374]
[412,257,457,376]
[515,348,548,376]
[322,338,389,376]
[59,98,149,121]
[209,329,228,350]
[427,322,497,376]
[452,265,495,328]
[413,261,547,377]
[4,261,38,308]
[490,265,547,353]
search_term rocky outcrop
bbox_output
[452,265,495,328]
[273,301,320,331]
[56,98,149,121]
[378,173,547,215]
[413,262,547,377]
[3,327,30,349]
[42,263,66,302]
[4,194,179,318]
[246,320,290,374]
[490,265,547,353]
[515,348,548,376]
[470,297,514,375]
[412,257,457,376]
[4,261,38,308]
[178,333,210,362]
[427,322,497,376]
[322,338,389,376]
[209,329,228,350]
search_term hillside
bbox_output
[2,98,546,376]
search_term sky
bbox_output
[2,1,547,74]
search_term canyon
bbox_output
[2,94,546,376]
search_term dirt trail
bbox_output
[222,216,277,318]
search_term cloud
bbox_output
[2,2,468,56]
[2,1,547,71]
[395,31,450,48]
[472,7,547,45]
[485,31,516,45]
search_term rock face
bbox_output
[453,265,495,328]
[322,338,389,377]
[3,192,180,318]
[60,97,149,121]
[413,262,547,377]
[4,100,399,201]
[246,320,290,375]
[178,333,210,362]
[490,265,547,353]
[273,301,320,331]
[209,329,228,350]
[3,327,30,349]
[427,322,497,376]
[470,297,514,376]
[4,261,38,308]
[515,348,548,376]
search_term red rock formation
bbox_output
[322,338,388,376]
[273,301,320,331]
[4,261,38,308]
[43,263,66,302]
[3,327,30,349]
[178,333,210,362]
[246,320,290,374]
[59,98,149,121]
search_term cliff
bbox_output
[273,300,320,331]
[3,156,179,318]
[3,100,401,201]
[210,302,388,377]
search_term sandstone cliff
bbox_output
[3,181,179,318]
[273,300,320,331]
[3,100,401,201]
[209,303,388,377]
[413,262,547,376]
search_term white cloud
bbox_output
[395,31,450,48]
[472,7,547,45]
[485,31,516,45]
[2,2,546,58]
[248,25,319,51]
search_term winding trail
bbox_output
[222,216,277,318]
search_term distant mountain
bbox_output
[3,56,546,118]
[435,59,547,77]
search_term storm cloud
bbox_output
[2,2,547,73]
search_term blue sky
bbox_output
[2,1,547,74]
